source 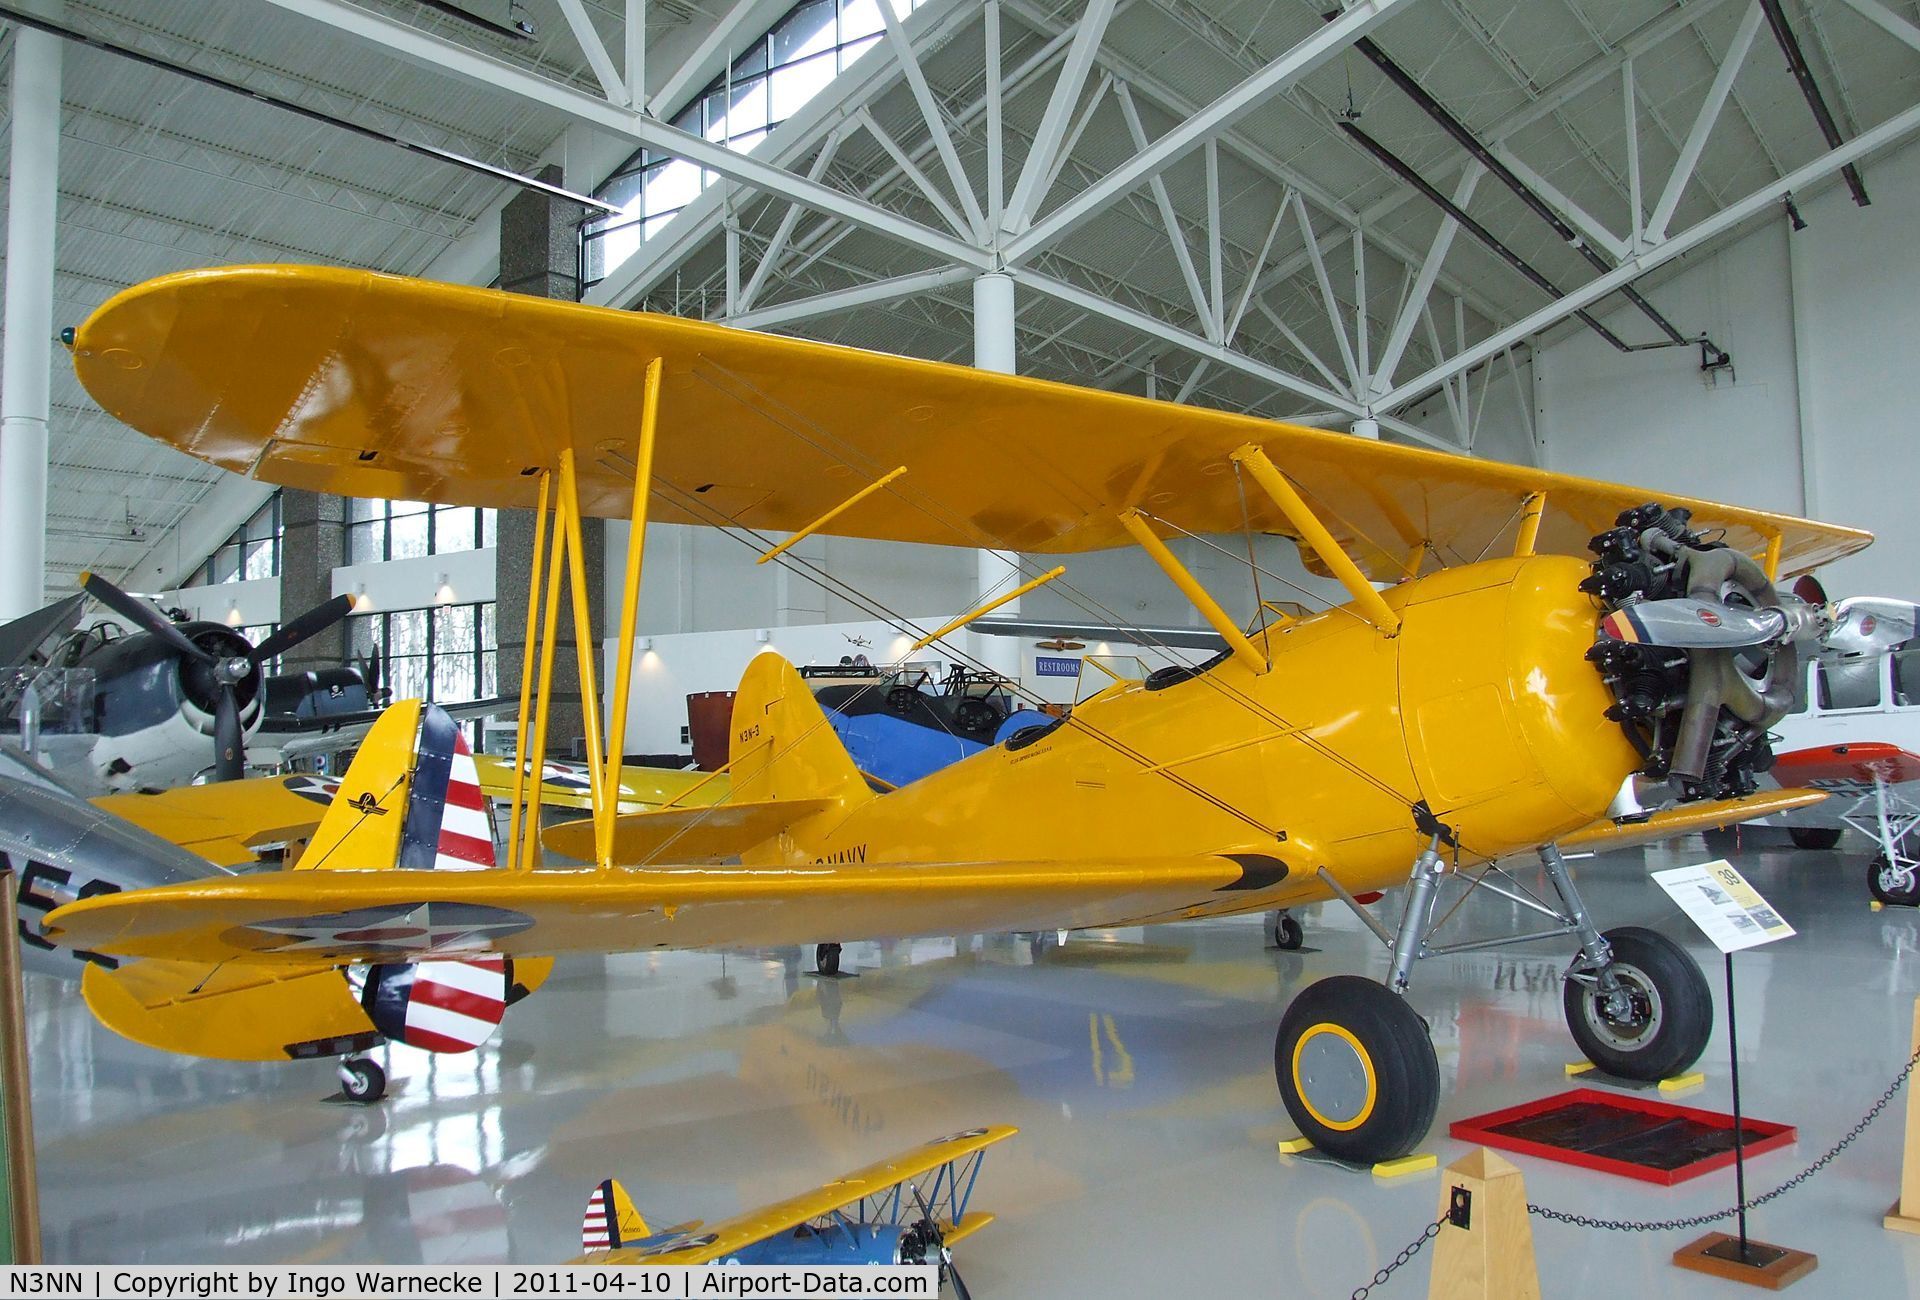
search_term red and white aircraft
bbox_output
[1761,581,1920,904]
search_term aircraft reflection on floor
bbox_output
[30,849,1920,1294]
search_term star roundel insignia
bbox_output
[235,902,533,958]
[284,774,343,807]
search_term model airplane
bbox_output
[47,265,1870,1163]
[577,1126,1011,1295]
[4,701,550,1101]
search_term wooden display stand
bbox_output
[1427,1148,1540,1300]
[0,869,42,1262]
[1886,998,1920,1235]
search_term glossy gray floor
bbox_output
[24,832,1920,1296]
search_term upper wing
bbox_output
[93,773,338,867]
[1558,788,1825,854]
[592,1127,1017,1265]
[73,266,1869,578]
[43,855,1302,966]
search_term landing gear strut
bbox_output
[1275,835,1712,1164]
[338,1056,386,1103]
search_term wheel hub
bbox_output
[1583,961,1664,1050]
[1292,1025,1375,1129]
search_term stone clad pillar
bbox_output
[496,165,601,759]
[277,489,345,674]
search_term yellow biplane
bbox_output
[49,265,1862,1162]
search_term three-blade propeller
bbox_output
[79,571,353,781]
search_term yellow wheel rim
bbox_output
[1290,1022,1378,1132]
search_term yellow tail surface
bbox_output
[727,653,874,809]
[294,698,422,871]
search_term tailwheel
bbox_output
[1789,826,1842,851]
[1562,926,1712,1080]
[1869,855,1920,906]
[815,942,842,976]
[1275,976,1438,1164]
[338,1057,387,1104]
[1266,910,1303,950]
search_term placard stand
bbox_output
[1671,952,1816,1289]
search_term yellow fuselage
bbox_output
[771,555,1636,922]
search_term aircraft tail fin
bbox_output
[297,700,497,871]
[727,652,874,810]
[583,1178,649,1252]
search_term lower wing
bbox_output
[44,854,1305,967]
[1558,788,1825,854]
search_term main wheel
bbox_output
[1869,855,1920,906]
[340,1058,386,1103]
[1562,927,1712,1081]
[1275,976,1438,1164]
[816,942,843,976]
[1790,826,1842,851]
[1267,913,1304,950]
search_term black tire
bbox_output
[1702,827,1737,855]
[816,942,842,976]
[341,1058,386,1103]
[1562,927,1712,1081]
[1268,914,1304,950]
[1790,826,1842,851]
[1275,976,1438,1164]
[1869,856,1920,906]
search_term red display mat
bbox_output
[1449,1088,1795,1186]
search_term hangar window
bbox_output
[348,500,498,563]
[582,0,931,288]
[346,601,497,705]
[198,495,282,585]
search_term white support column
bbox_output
[0,27,61,620]
[1623,59,1643,251]
[624,0,646,108]
[973,273,1023,640]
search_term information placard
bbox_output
[1651,859,1795,954]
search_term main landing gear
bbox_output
[338,1056,387,1103]
[1273,837,1712,1164]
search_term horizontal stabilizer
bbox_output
[1558,788,1826,854]
[541,798,836,865]
[82,959,370,1062]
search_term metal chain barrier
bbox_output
[1350,1217,1445,1300]
[1348,1040,1920,1294]
[1527,1041,1920,1233]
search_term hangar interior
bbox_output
[6,0,1920,1293]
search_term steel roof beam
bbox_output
[1002,0,1423,265]
[1381,94,1920,411]
[263,0,993,272]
